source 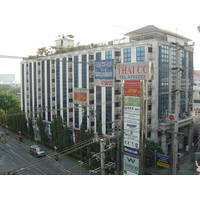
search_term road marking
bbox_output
[45,168,54,174]
[10,150,47,175]
[26,154,33,159]
[6,144,11,147]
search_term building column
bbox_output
[188,123,194,153]
[161,131,168,155]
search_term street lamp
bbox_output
[54,146,58,161]
[5,126,8,135]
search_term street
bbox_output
[0,127,89,175]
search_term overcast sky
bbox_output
[0,0,200,82]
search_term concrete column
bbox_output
[188,124,194,153]
[161,131,168,154]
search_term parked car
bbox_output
[30,145,45,157]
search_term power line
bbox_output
[6,134,118,175]
[0,55,27,59]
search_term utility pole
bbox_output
[100,139,106,175]
[172,44,181,175]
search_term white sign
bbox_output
[124,137,139,149]
[124,113,140,120]
[124,130,139,140]
[116,62,149,80]
[124,155,139,175]
[124,105,140,115]
[124,121,140,131]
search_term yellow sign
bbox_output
[157,162,170,168]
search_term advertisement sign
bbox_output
[124,105,140,115]
[124,130,139,140]
[124,96,140,106]
[124,80,140,97]
[94,59,114,86]
[124,137,139,149]
[124,121,140,132]
[124,146,139,156]
[74,91,87,102]
[116,62,149,80]
[124,171,137,175]
[156,154,170,168]
[124,155,139,175]
[124,113,140,120]
[74,88,88,104]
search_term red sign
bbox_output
[168,114,175,121]
[124,80,140,97]
[74,91,87,102]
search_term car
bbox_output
[30,145,45,157]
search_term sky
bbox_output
[1,0,200,82]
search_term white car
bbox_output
[30,145,45,157]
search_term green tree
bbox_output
[37,115,48,144]
[63,125,73,148]
[51,115,73,150]
[0,109,6,125]
[28,118,35,140]
[37,47,49,56]
[0,92,20,112]
[145,139,164,167]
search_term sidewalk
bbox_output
[145,149,200,175]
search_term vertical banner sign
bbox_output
[94,59,114,86]
[116,62,150,175]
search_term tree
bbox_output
[0,109,6,125]
[37,115,48,144]
[51,115,63,149]
[51,115,74,150]
[145,139,164,167]
[0,92,20,112]
[63,125,73,148]
[28,118,35,140]
[37,47,50,56]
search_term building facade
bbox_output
[20,25,194,154]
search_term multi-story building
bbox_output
[193,71,200,115]
[20,25,194,154]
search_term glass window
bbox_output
[96,52,101,61]
[136,46,145,62]
[82,55,87,88]
[106,51,112,60]
[123,48,131,63]
[74,56,78,87]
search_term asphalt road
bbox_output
[0,127,89,175]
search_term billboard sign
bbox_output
[124,80,140,97]
[156,154,170,168]
[116,62,149,80]
[124,146,139,156]
[124,137,139,149]
[94,59,114,86]
[124,105,140,115]
[124,96,140,107]
[123,155,139,175]
[124,121,140,132]
[74,88,87,104]
[124,130,139,140]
